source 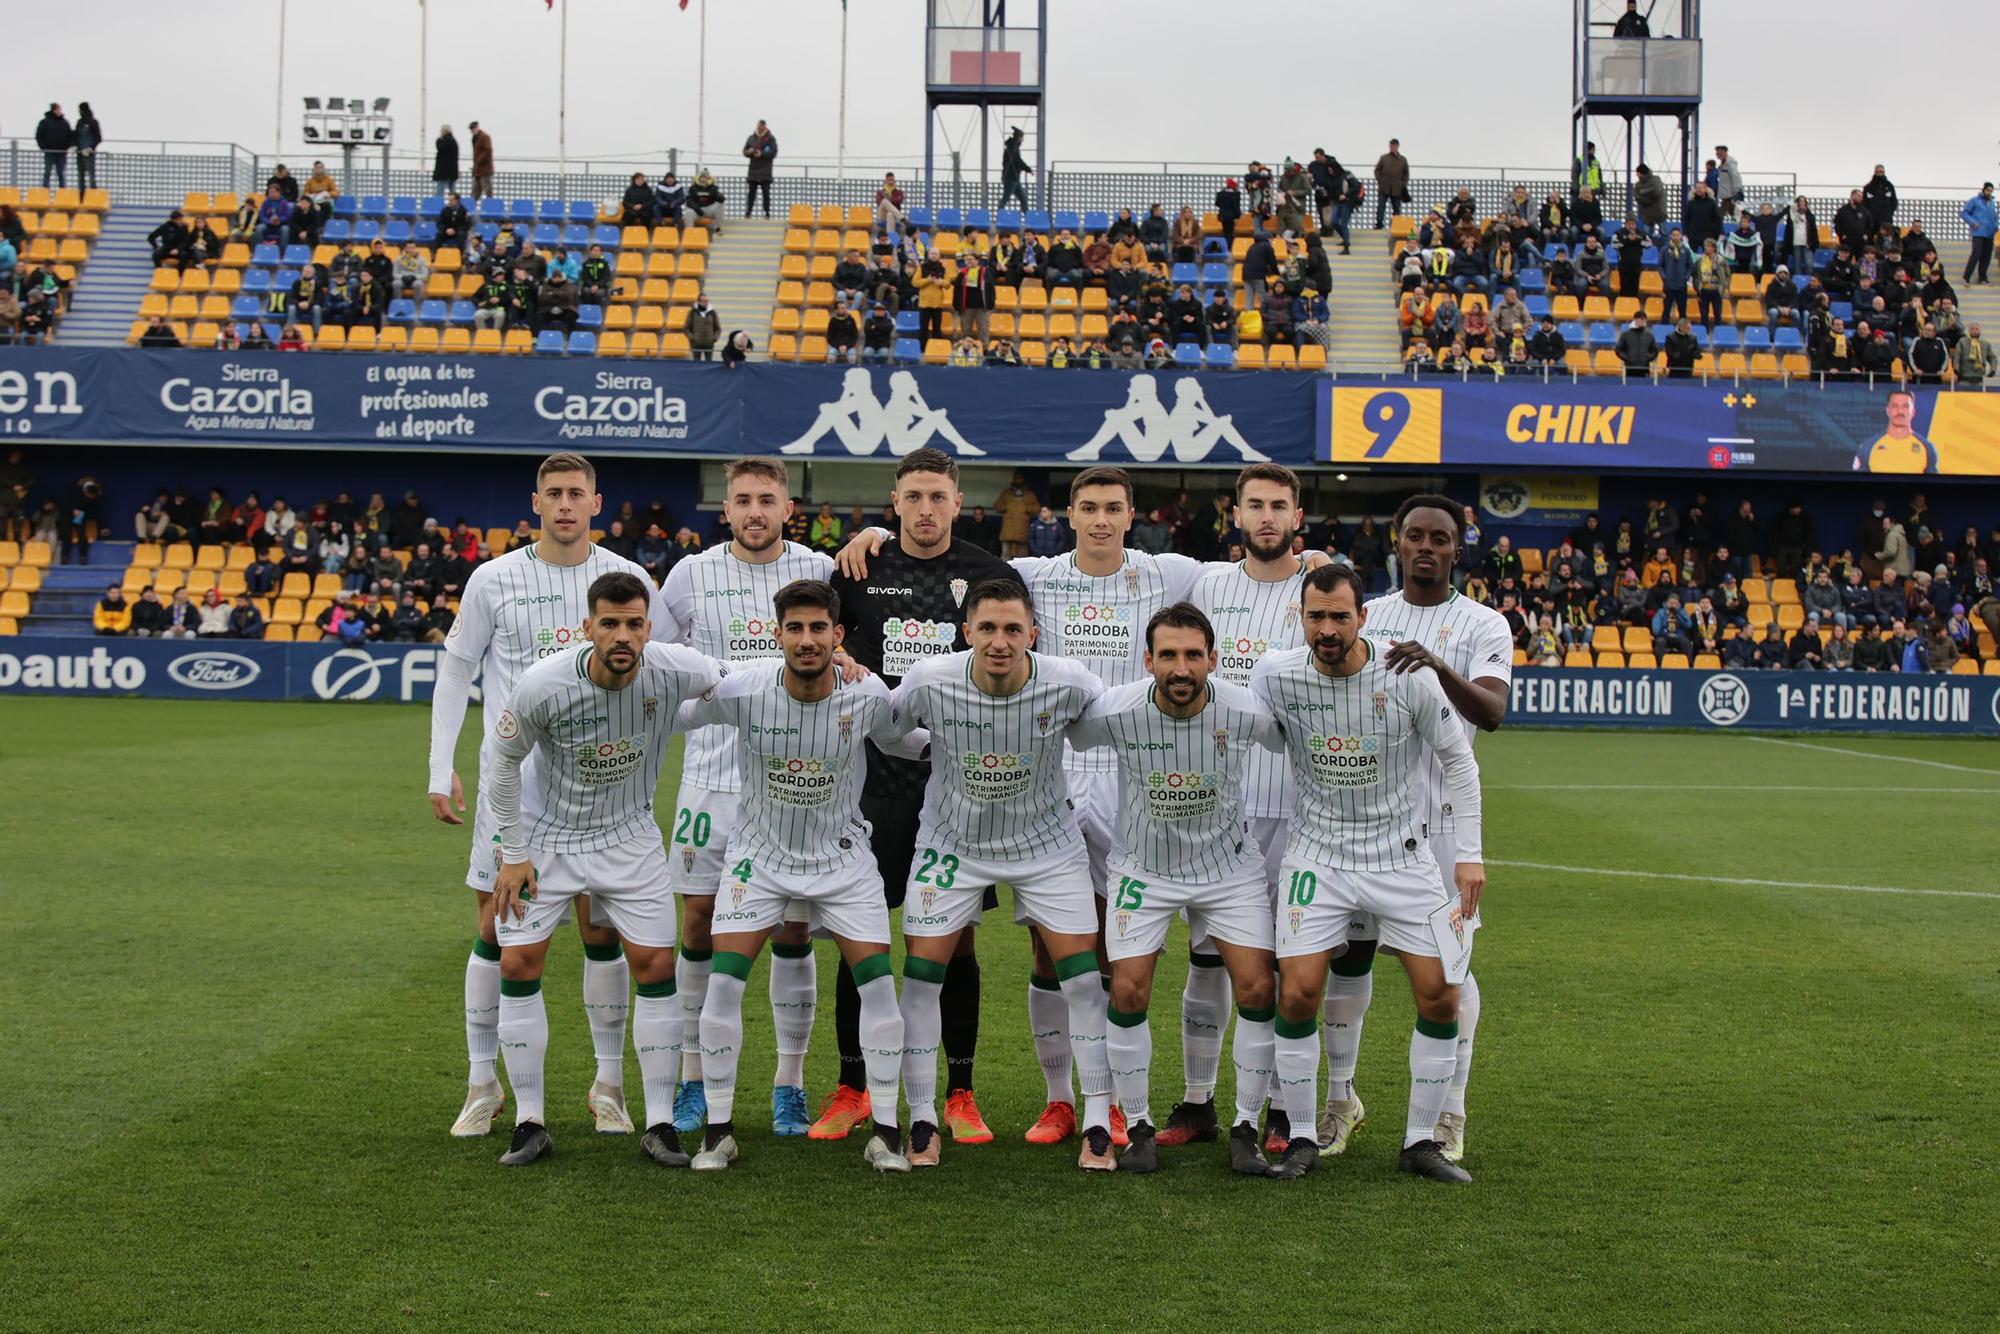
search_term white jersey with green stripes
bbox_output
[654,541,835,793]
[492,641,722,859]
[1187,559,1307,818]
[890,649,1103,864]
[1065,677,1285,885]
[1248,643,1484,872]
[676,662,914,875]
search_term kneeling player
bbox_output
[1067,603,1283,1176]
[890,581,1117,1171]
[486,573,724,1168]
[677,580,921,1173]
[1249,565,1484,1183]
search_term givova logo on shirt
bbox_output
[1144,770,1220,819]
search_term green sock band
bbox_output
[1053,950,1100,983]
[1107,1005,1149,1028]
[905,956,950,985]
[712,950,755,982]
[636,979,677,999]
[499,977,541,998]
[679,945,713,963]
[1415,1016,1460,1041]
[582,940,623,963]
[1028,973,1060,992]
[771,940,814,959]
[470,937,502,963]
[1275,1014,1318,1040]
[1236,1003,1276,1024]
[1187,951,1225,968]
[852,953,893,986]
[1330,946,1376,978]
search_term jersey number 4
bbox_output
[914,848,960,889]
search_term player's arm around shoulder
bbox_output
[1215,677,1286,751]
[1051,653,1107,711]
[1153,550,1205,600]
[1065,679,1134,751]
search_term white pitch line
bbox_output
[1742,734,2000,777]
[1487,858,2000,902]
[1493,783,2000,793]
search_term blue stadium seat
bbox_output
[508,199,537,223]
[894,338,922,365]
[386,299,418,325]
[330,196,358,219]
[353,221,383,244]
[1205,344,1236,369]
[281,244,312,267]
[384,221,413,245]
[1052,211,1080,234]
[965,208,992,231]
[1025,210,1050,234]
[269,268,298,291]
[568,200,595,224]
[476,198,506,222]
[907,206,933,229]
[1173,343,1203,368]
[474,223,500,245]
[995,208,1022,232]
[1641,246,1660,267]
[1083,211,1110,235]
[536,330,567,355]
[577,304,604,330]
[568,331,597,356]
[894,311,919,334]
[593,225,621,249]
[1813,247,1833,270]
[252,243,281,266]
[414,222,438,246]
[1830,301,1853,323]
[418,299,448,325]
[322,219,352,243]
[1171,263,1201,286]
[1742,327,1772,350]
[419,196,445,219]
[390,196,419,218]
[539,199,566,222]
[1201,262,1231,287]
[241,269,271,295]
[1773,326,1804,350]
[1518,270,1547,293]
[447,300,475,325]
[1524,294,1551,319]
[1201,237,1229,261]
[1690,325,1711,348]
[562,224,591,248]
[1791,273,1809,292]
[1587,322,1616,346]
[1559,321,1585,346]
[1711,326,1741,351]
[260,322,283,344]
[936,207,963,230]
[532,223,560,248]
[358,195,388,218]
[231,295,262,320]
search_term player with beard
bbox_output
[1341,494,1511,1163]
[807,448,1022,1145]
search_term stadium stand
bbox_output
[0,185,109,343]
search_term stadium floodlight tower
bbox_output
[302,97,393,192]
[923,0,1046,211]
[1572,0,1702,219]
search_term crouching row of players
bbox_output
[482,566,1482,1182]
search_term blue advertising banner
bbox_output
[1324,381,2000,475]
[0,348,1313,468]
[0,638,474,703]
[1508,667,2000,734]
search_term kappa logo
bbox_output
[1698,673,1751,726]
[779,368,987,457]
[1066,373,1270,464]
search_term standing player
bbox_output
[1162,462,1308,1150]
[653,458,833,1137]
[812,448,1021,1146]
[1066,603,1283,1176]
[428,452,659,1140]
[1340,494,1512,1163]
[484,572,723,1167]
[1251,564,1484,1183]
[889,581,1116,1171]
[676,580,923,1173]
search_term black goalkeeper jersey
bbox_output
[834,538,1025,801]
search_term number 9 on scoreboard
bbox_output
[1327,387,1443,464]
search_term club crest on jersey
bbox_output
[1124,567,1141,596]
[949,577,968,607]
[643,696,658,721]
[839,712,853,740]
[682,848,696,871]
[920,887,937,913]
[1284,601,1301,624]
[1288,907,1304,934]
[1436,622,1454,650]
[1372,691,1387,722]
[1214,727,1229,757]
[1036,710,1055,735]
[730,879,747,908]
[1116,911,1131,937]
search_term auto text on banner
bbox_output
[0,638,480,704]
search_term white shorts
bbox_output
[1105,861,1275,962]
[667,784,741,895]
[1273,850,1452,960]
[901,839,1097,939]
[708,854,892,944]
[495,835,679,950]
[466,746,547,892]
[1068,767,1118,897]
[1188,818,1286,955]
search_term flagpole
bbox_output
[697,0,708,170]
[837,1,848,189]
[419,0,429,156]
[558,0,569,200]
[273,0,288,163]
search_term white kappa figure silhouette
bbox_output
[1067,374,1269,463]
[780,368,985,456]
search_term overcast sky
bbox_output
[11,0,1994,195]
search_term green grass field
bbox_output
[3,697,1997,1331]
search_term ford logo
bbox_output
[166,652,262,691]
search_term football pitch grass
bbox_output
[3,698,1996,1331]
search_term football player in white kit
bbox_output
[652,458,834,1137]
[485,572,725,1167]
[427,453,659,1141]
[1341,494,1512,1164]
[1250,564,1484,1184]
[1066,602,1284,1177]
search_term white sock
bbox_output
[699,970,748,1126]
[677,949,711,1082]
[769,946,817,1088]
[465,947,501,1086]
[1231,1008,1276,1130]
[582,952,630,1086]
[1179,957,1230,1103]
[899,968,945,1127]
[497,986,548,1126]
[1058,967,1112,1132]
[855,968,905,1130]
[1274,1022,1319,1137]
[1028,977,1074,1105]
[1107,1008,1152,1128]
[1322,968,1373,1105]
[1444,973,1479,1117]
[1407,1026,1458,1147]
[633,984,683,1131]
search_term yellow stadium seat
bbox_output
[1596,650,1626,669]
[83,188,111,213]
[0,543,17,569]
[1592,349,1624,377]
[597,331,629,357]
[0,616,16,635]
[150,268,180,292]
[1984,660,2000,677]
[775,280,806,308]
[677,254,706,281]
[1298,343,1327,370]
[294,625,323,644]
[602,305,635,332]
[766,334,798,363]
[0,590,29,618]
[179,268,210,294]
[1266,344,1297,370]
[1659,653,1691,670]
[679,226,708,253]
[1550,295,1581,322]
[784,228,812,254]
[198,295,231,321]
[167,295,200,321]
[1612,297,1640,322]
[1591,626,1622,654]
[183,192,213,214]
[263,623,294,642]
[431,328,466,355]
[923,338,950,365]
[1018,341,1048,367]
[503,330,534,355]
[152,569,185,595]
[770,308,801,336]
[810,229,840,256]
[670,278,701,304]
[184,571,217,596]
[807,256,836,281]
[405,327,442,354]
[787,204,815,226]
[804,281,835,310]
[1777,604,1805,630]
[1693,654,1721,670]
[315,326,347,351]
[467,328,500,355]
[1627,652,1658,670]
[131,542,162,568]
[161,543,194,570]
[194,545,226,572]
[138,294,168,320]
[651,227,682,251]
[1951,658,1979,675]
[1563,649,1594,668]
[1581,296,1612,322]
[347,327,378,353]
[1728,273,1759,299]
[1770,579,1800,605]
[309,574,341,599]
[627,332,659,357]
[8,566,42,593]
[58,238,89,264]
[377,326,409,353]
[1018,286,1049,314]
[1732,299,1761,326]
[1749,352,1780,380]
[225,546,254,571]
[271,597,304,625]
[1782,353,1810,379]
[845,207,873,229]
[211,268,241,295]
[798,335,829,362]
[633,306,666,333]
[278,572,310,599]
[1715,351,1748,380]
[1565,349,1593,377]
[815,205,844,228]
[1235,345,1265,370]
[646,251,677,278]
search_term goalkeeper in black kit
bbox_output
[806,448,1026,1143]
